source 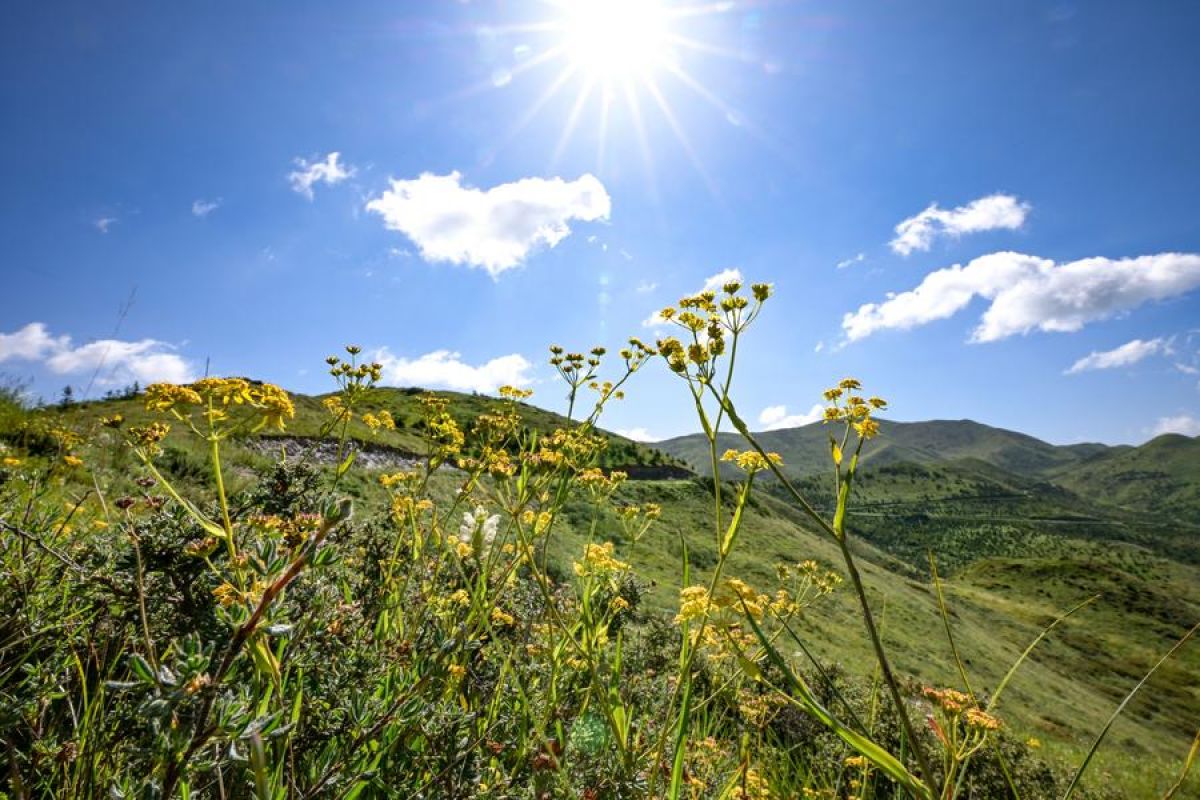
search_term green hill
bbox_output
[27,385,692,477]
[4,387,1198,797]
[1050,433,1200,520]
[656,418,1109,480]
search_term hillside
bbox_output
[29,385,692,477]
[1050,433,1200,520]
[3,387,1199,797]
[657,418,1112,480]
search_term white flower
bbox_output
[460,505,500,550]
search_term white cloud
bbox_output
[0,323,193,386]
[289,152,354,199]
[0,323,68,363]
[843,252,1200,343]
[1066,337,1168,374]
[192,198,221,217]
[365,171,610,276]
[614,427,657,442]
[702,268,743,292]
[636,281,658,293]
[758,403,824,431]
[374,348,533,393]
[836,253,865,270]
[94,216,117,233]
[643,268,743,328]
[1151,414,1200,437]
[891,194,1030,256]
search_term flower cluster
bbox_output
[655,280,773,383]
[419,394,464,466]
[721,448,783,474]
[144,378,294,432]
[822,378,887,441]
[458,505,501,558]
[361,409,395,432]
[572,541,630,578]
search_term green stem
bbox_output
[209,436,236,560]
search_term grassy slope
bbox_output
[583,480,1200,797]
[1051,433,1200,519]
[37,386,691,475]
[9,392,1200,797]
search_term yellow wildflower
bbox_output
[498,385,533,399]
[730,766,772,800]
[720,449,782,474]
[965,708,1002,731]
[573,541,630,577]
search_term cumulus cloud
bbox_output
[842,251,1200,343]
[374,348,533,393]
[192,198,221,217]
[365,172,610,276]
[0,323,193,385]
[643,268,743,328]
[0,323,68,363]
[758,403,824,431]
[289,152,354,199]
[890,194,1030,256]
[614,427,657,442]
[1151,414,1200,437]
[1065,338,1169,374]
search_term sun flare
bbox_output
[559,0,672,80]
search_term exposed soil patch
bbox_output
[245,435,425,471]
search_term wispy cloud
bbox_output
[836,253,865,270]
[758,403,823,430]
[0,322,193,386]
[842,252,1200,343]
[374,348,533,393]
[890,194,1030,256]
[636,281,658,293]
[94,216,118,234]
[1066,337,1169,374]
[289,152,354,200]
[1151,414,1200,437]
[365,172,610,276]
[191,198,221,217]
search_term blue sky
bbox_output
[2,1,1199,445]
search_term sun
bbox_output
[455,1,760,190]
[559,0,672,80]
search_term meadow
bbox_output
[2,282,1197,799]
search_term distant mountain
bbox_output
[656,418,1107,478]
[656,419,1200,522]
[1050,433,1200,519]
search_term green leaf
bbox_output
[741,603,932,800]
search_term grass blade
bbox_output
[1062,620,1200,799]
